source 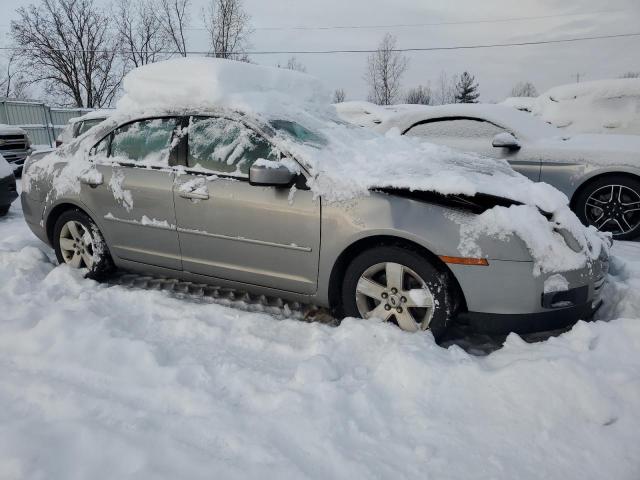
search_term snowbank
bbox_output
[504,78,640,135]
[0,195,639,480]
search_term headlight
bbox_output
[556,227,582,253]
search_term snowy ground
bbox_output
[1,189,639,480]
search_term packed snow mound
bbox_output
[0,200,639,479]
[118,57,331,114]
[504,78,640,135]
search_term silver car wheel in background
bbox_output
[59,220,95,269]
[355,262,435,332]
[585,185,640,235]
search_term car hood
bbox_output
[0,124,26,136]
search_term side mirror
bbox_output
[249,162,295,187]
[492,132,520,150]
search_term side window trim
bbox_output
[185,115,279,181]
[403,116,515,138]
[90,116,181,167]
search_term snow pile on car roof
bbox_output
[504,78,640,135]
[118,56,331,114]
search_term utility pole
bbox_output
[574,72,586,83]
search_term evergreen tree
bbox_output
[454,72,480,103]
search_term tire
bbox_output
[0,205,9,217]
[574,175,640,241]
[53,209,114,279]
[340,245,459,339]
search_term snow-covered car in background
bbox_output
[503,78,640,135]
[374,104,640,240]
[0,153,18,216]
[56,109,112,147]
[22,58,610,337]
[0,124,32,172]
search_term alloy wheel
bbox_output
[585,184,640,236]
[355,262,435,332]
[59,220,95,269]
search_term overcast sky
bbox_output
[1,0,639,102]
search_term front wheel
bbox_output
[341,245,459,338]
[53,209,114,278]
[574,175,640,240]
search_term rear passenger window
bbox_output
[187,116,278,176]
[110,118,178,165]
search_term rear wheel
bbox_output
[341,245,458,338]
[53,209,114,278]
[574,175,640,240]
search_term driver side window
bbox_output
[187,116,279,176]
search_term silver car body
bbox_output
[21,108,608,333]
[374,104,640,215]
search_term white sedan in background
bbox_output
[358,103,640,240]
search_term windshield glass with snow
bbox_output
[269,119,327,147]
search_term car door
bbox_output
[404,118,542,182]
[82,117,182,270]
[173,116,321,294]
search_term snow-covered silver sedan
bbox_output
[375,104,640,240]
[20,58,610,338]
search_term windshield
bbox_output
[269,119,327,147]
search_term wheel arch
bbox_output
[570,170,640,210]
[45,200,101,245]
[327,234,468,315]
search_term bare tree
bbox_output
[283,56,306,73]
[620,71,640,78]
[365,33,408,105]
[159,0,190,57]
[510,81,538,97]
[405,85,432,105]
[203,0,252,59]
[434,71,458,105]
[0,51,31,99]
[11,0,123,107]
[332,88,346,103]
[117,0,171,68]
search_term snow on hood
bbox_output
[0,124,27,136]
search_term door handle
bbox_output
[179,190,209,200]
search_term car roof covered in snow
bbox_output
[374,103,561,141]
